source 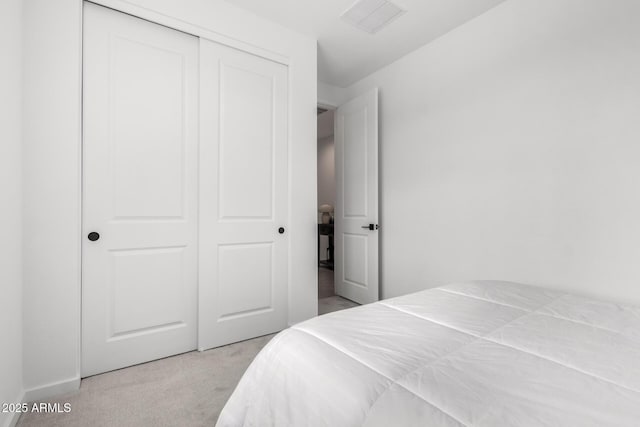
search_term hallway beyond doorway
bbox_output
[318,267,358,315]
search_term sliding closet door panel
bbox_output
[199,39,288,350]
[111,37,186,219]
[219,65,275,219]
[82,2,198,377]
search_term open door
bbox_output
[334,88,379,305]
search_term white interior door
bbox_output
[335,88,379,305]
[82,3,199,376]
[199,39,289,350]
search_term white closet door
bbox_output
[199,39,289,350]
[82,3,199,376]
[335,88,379,305]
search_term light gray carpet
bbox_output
[17,291,358,427]
[17,334,274,427]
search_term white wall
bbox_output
[345,0,640,304]
[0,0,24,426]
[22,0,316,399]
[22,0,83,398]
[318,81,347,107]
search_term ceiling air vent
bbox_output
[341,0,406,34]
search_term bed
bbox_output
[216,280,640,426]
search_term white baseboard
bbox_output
[22,376,80,403]
[2,377,79,427]
[3,390,25,427]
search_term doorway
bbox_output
[317,88,380,313]
[317,105,359,315]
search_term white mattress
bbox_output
[216,281,640,426]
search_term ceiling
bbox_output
[221,0,507,87]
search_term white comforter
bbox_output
[216,281,640,426]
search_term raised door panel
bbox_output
[343,233,368,289]
[343,108,368,218]
[111,36,187,219]
[109,247,187,338]
[218,243,274,319]
[219,65,275,220]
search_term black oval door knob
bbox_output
[88,232,100,242]
[278,227,285,234]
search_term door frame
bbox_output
[316,101,337,304]
[21,0,317,399]
[80,1,293,368]
[87,0,290,66]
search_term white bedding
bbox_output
[216,281,640,426]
